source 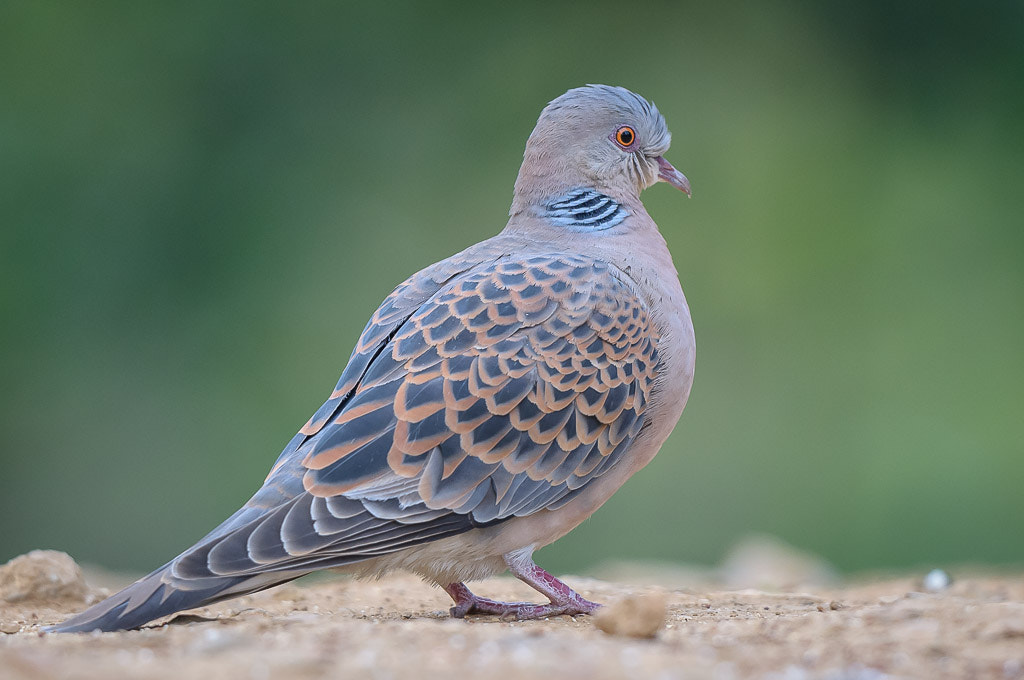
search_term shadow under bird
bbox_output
[48,84,695,632]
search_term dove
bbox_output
[47,84,695,632]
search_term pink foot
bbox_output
[443,551,601,620]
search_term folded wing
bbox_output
[177,253,660,581]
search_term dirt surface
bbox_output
[1,552,1023,680]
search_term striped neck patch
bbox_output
[543,189,627,230]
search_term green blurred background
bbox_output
[2,1,1022,577]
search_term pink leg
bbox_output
[443,549,601,620]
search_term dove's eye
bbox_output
[613,125,636,149]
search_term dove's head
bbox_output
[512,84,689,214]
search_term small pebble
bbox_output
[923,569,951,592]
[594,593,667,639]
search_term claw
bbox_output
[442,553,602,621]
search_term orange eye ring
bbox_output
[614,125,636,148]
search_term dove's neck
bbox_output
[524,188,628,231]
[509,141,643,220]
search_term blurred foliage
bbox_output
[1,1,1022,576]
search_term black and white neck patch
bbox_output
[542,189,627,230]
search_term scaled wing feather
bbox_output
[171,251,659,580]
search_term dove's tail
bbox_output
[43,563,301,633]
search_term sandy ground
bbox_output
[1,551,1023,680]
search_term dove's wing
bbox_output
[167,251,660,581]
[46,250,661,632]
[305,252,659,510]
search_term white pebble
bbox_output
[923,569,951,592]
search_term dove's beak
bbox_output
[656,157,691,197]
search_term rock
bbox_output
[0,550,87,603]
[719,534,838,589]
[593,592,667,639]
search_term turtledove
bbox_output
[48,84,695,632]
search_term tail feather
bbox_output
[44,564,297,633]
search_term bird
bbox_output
[47,84,696,633]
